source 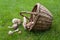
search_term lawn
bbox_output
[0,0,60,40]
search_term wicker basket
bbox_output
[20,3,53,31]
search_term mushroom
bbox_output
[12,18,21,25]
[8,31,13,35]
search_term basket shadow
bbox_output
[25,27,51,36]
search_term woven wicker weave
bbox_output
[20,3,53,31]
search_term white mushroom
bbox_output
[8,26,13,28]
[13,28,19,32]
[12,23,18,30]
[23,17,27,29]
[26,22,34,29]
[23,17,34,30]
[18,31,21,34]
[12,18,21,25]
[8,18,22,35]
[8,31,13,35]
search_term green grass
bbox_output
[0,0,60,40]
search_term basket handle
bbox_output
[20,11,37,20]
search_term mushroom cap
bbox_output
[8,31,13,35]
[12,18,21,24]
